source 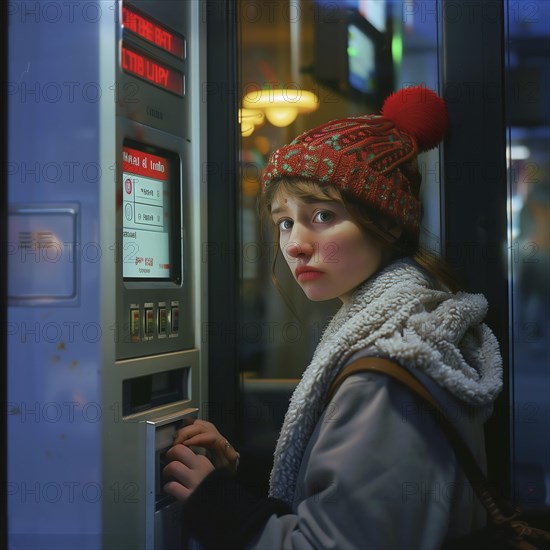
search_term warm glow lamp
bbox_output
[239,108,265,137]
[242,89,318,128]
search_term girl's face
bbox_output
[270,191,385,303]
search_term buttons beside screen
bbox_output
[158,303,167,338]
[144,304,154,339]
[170,302,179,336]
[130,307,140,341]
[128,300,181,343]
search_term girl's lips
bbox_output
[297,271,324,282]
[295,267,324,282]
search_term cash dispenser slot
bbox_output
[155,423,186,512]
[144,408,199,549]
[123,367,189,417]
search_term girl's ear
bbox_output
[386,223,403,241]
[366,218,402,244]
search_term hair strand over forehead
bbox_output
[261,178,344,216]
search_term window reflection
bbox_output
[506,0,550,509]
[238,0,443,381]
[236,0,550,512]
[237,0,446,493]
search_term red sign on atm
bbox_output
[122,3,185,60]
[121,45,184,97]
[123,146,169,181]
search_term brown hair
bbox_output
[259,178,462,300]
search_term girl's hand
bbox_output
[163,444,215,502]
[173,419,240,472]
[173,419,224,449]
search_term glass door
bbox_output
[236,0,446,492]
[505,0,550,512]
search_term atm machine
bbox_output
[7,1,207,548]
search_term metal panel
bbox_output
[116,1,188,137]
[115,118,194,359]
[7,1,207,548]
[7,2,104,546]
[8,204,79,304]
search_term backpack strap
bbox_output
[326,356,518,524]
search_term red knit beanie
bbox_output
[262,85,448,234]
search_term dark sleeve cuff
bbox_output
[181,468,291,549]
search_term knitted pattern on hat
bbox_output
[268,258,503,506]
[262,85,448,233]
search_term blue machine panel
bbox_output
[8,205,79,303]
[7,2,104,548]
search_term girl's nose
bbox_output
[284,233,315,259]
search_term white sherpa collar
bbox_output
[268,258,503,505]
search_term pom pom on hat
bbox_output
[381,85,448,152]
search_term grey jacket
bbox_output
[183,260,501,549]
[250,351,488,549]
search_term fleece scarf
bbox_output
[268,258,503,505]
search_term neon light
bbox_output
[392,32,403,66]
[122,3,185,59]
[121,45,184,97]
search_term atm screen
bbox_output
[122,142,180,281]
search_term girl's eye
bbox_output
[278,219,293,231]
[314,211,334,223]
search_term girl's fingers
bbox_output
[181,434,219,448]
[173,420,223,448]
[165,443,199,465]
[163,480,192,502]
[173,425,202,445]
[162,444,215,502]
[164,444,215,476]
[174,430,217,448]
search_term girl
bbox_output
[163,85,503,549]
